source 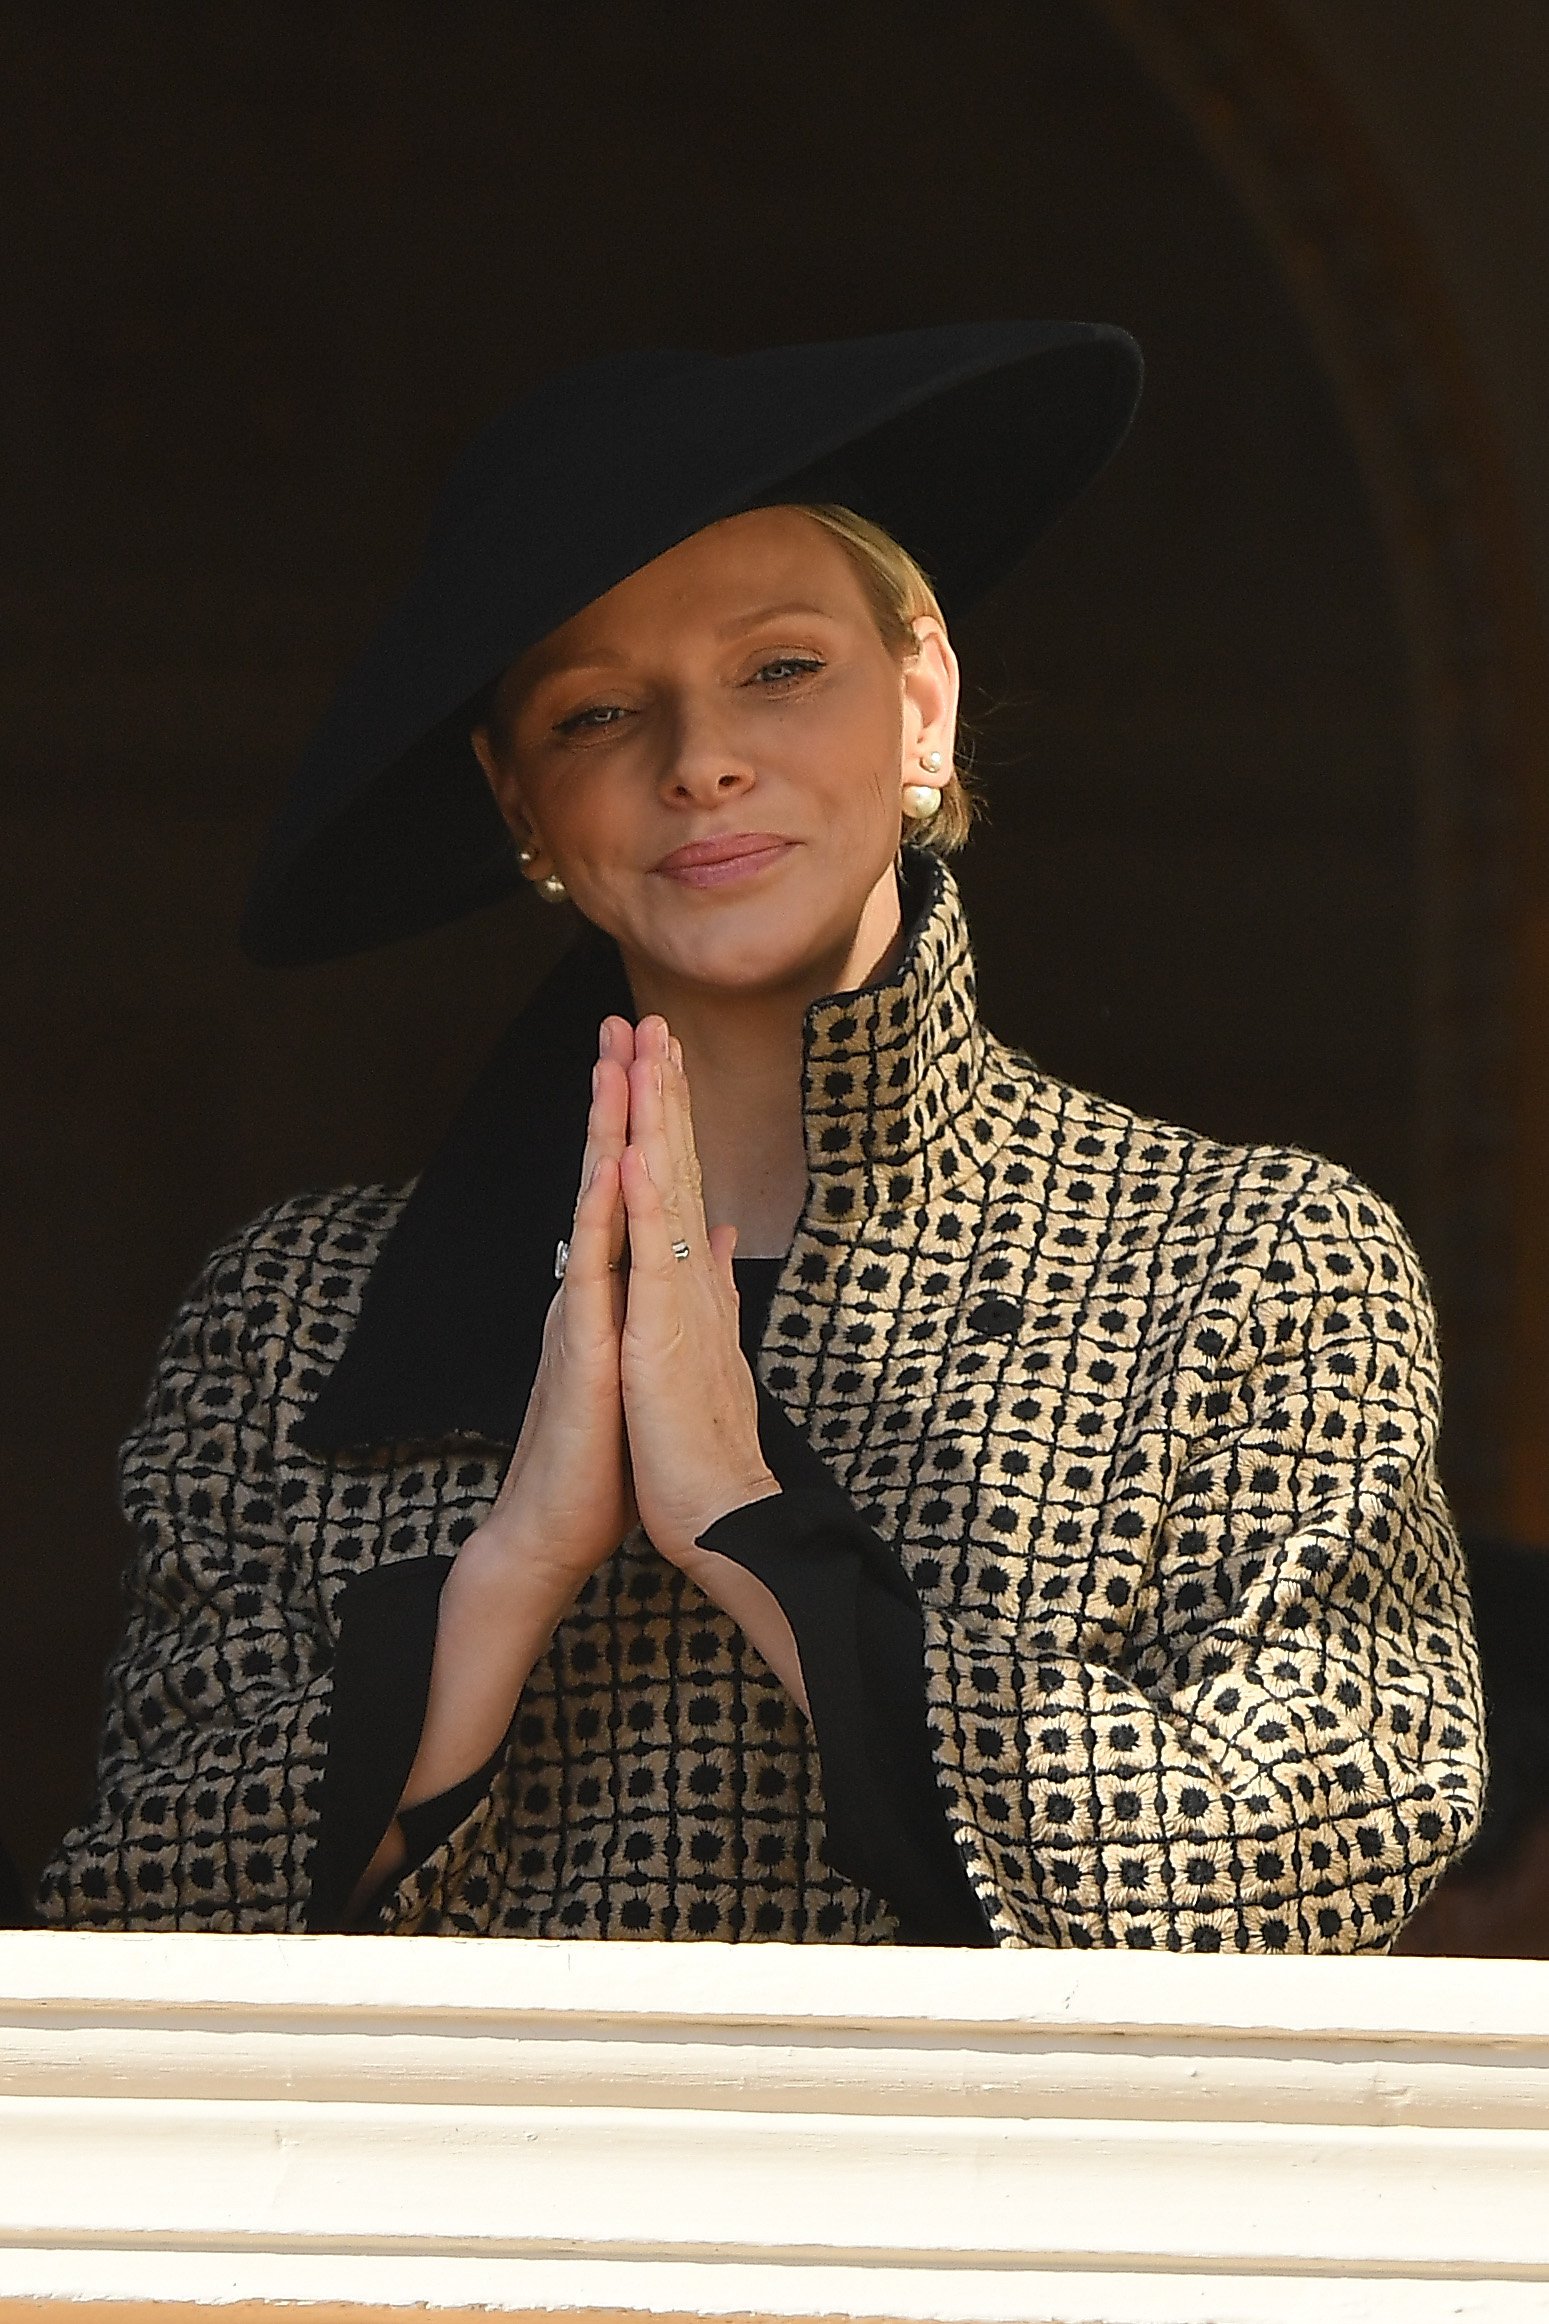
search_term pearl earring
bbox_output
[518,839,568,903]
[902,751,946,819]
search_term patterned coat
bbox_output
[38,856,1485,1947]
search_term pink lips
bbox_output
[654,832,795,889]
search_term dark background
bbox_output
[4,1,1546,1894]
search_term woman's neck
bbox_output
[652,995,810,1258]
[623,874,906,1259]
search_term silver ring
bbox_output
[670,1239,692,1262]
[557,1237,629,1278]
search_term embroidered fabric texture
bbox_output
[36,862,1485,1948]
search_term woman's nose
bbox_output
[657,709,756,804]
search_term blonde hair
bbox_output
[786,501,978,854]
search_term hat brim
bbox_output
[241,322,1141,966]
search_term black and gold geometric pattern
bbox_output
[38,861,1484,1947]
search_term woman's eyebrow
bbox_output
[714,599,836,637]
[528,646,630,680]
[527,602,839,684]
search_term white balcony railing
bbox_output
[1,1932,1547,2322]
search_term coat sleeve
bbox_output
[34,1211,339,1930]
[695,1484,991,1945]
[926,1166,1487,1953]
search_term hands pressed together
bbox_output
[380,1010,800,1889]
[481,1011,783,1598]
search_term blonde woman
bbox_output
[41,324,1484,1947]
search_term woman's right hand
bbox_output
[356,1018,640,1901]
[473,1015,638,1589]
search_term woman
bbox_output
[39,322,1485,1946]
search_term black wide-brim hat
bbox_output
[241,319,1142,966]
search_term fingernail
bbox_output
[599,1021,610,1058]
[591,1062,601,1096]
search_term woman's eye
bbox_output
[553,656,821,735]
[555,702,629,735]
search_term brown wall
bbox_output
[1272,0,1549,1550]
[2,0,1543,1892]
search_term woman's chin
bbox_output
[635,889,849,999]
[662,931,824,999]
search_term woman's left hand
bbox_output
[617,1014,782,1567]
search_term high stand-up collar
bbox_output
[799,849,993,1199]
[293,851,1010,1454]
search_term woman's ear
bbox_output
[471,722,531,846]
[471,722,509,812]
[471,721,559,887]
[900,615,960,774]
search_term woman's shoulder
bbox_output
[125,1184,421,1449]
[981,1034,1426,1292]
[205,1178,414,1275]
[167,1180,418,1340]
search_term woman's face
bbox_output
[472,506,958,1003]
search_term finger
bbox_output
[571,1029,626,1262]
[585,1020,636,1253]
[580,1022,629,1176]
[658,1032,706,1221]
[628,1012,666,1079]
[572,1068,625,1278]
[566,1144,620,1265]
[588,1055,630,1161]
[626,1046,692,1253]
[619,1139,686,1290]
[602,1014,638,1068]
[708,1220,738,1294]
[561,1150,624,1319]
[633,1021,707,1250]
[591,1052,631,1268]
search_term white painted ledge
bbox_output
[2,1934,1548,2322]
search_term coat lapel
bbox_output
[292,924,631,1452]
